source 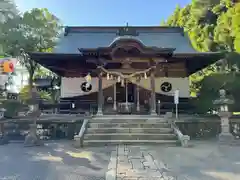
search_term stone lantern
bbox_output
[213,89,235,144]
[24,86,43,147]
[0,108,5,118]
[0,107,8,145]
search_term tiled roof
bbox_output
[54,26,197,54]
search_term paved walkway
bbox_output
[107,141,240,180]
[0,141,111,180]
[0,141,240,180]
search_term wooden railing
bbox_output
[39,100,196,115]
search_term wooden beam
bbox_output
[86,58,168,64]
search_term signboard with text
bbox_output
[174,90,179,104]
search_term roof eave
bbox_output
[184,52,226,75]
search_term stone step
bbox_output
[92,115,164,120]
[87,127,173,134]
[88,123,170,128]
[83,139,178,146]
[84,133,177,140]
[89,118,167,123]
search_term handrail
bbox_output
[78,119,88,137]
[78,118,89,147]
[165,112,190,147]
[171,121,190,147]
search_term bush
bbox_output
[195,73,239,113]
[19,85,51,103]
[2,100,27,118]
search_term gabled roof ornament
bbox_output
[64,26,69,36]
[117,22,139,36]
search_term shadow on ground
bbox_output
[0,141,112,180]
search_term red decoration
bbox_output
[9,62,14,71]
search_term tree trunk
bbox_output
[28,73,33,93]
[28,72,36,124]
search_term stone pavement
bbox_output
[115,145,177,180]
[106,141,240,180]
[1,141,240,180]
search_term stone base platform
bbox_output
[218,133,240,146]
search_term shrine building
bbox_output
[29,26,224,115]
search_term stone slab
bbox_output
[130,159,144,170]
[142,153,157,170]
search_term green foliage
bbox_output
[195,73,240,112]
[0,0,20,54]
[2,100,26,118]
[1,2,61,104]
[163,0,240,113]
[19,85,51,103]
[33,65,57,81]
[18,8,62,89]
[1,1,62,96]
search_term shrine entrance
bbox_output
[116,82,135,103]
[116,81,136,114]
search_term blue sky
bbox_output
[15,0,191,26]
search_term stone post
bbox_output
[97,73,103,115]
[24,86,43,147]
[213,89,235,145]
[150,68,157,115]
[0,108,8,145]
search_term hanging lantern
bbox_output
[144,72,147,79]
[136,76,141,82]
[117,76,121,82]
[85,73,91,83]
[107,73,110,80]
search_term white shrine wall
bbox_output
[61,77,116,98]
[130,77,190,98]
[60,77,190,98]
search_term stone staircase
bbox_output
[81,115,178,146]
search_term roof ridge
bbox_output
[64,26,184,36]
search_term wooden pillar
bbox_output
[125,80,129,111]
[125,80,128,104]
[113,82,117,111]
[150,69,157,115]
[136,79,140,112]
[97,73,103,115]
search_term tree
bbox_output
[0,0,20,55]
[163,0,240,112]
[17,8,62,95]
[19,85,51,103]
[0,0,18,21]
[164,5,181,26]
